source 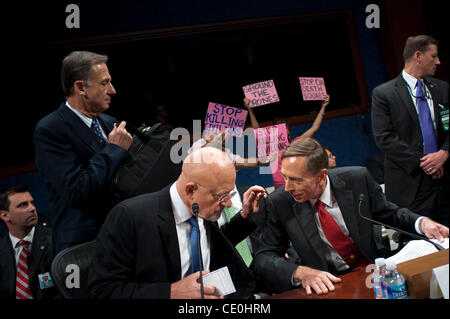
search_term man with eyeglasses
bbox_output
[372,35,449,226]
[88,147,266,299]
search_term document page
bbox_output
[202,266,236,296]
[386,238,449,264]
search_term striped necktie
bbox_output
[223,206,253,267]
[187,216,201,274]
[16,240,33,299]
[91,118,107,146]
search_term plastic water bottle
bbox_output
[373,258,386,299]
[383,260,408,299]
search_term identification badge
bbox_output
[438,104,449,131]
[38,272,54,289]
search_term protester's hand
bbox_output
[243,97,251,109]
[321,94,330,108]
[170,270,223,299]
[293,266,341,295]
[420,150,448,175]
[240,185,267,220]
[419,217,449,243]
[108,121,133,150]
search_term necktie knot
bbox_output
[416,80,425,99]
[18,240,30,249]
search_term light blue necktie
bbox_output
[187,216,201,274]
[416,80,437,154]
[91,118,107,146]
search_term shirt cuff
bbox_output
[291,273,301,287]
[415,216,425,235]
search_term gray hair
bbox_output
[61,51,108,97]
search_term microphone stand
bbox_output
[358,194,444,251]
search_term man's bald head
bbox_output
[176,147,236,221]
[182,147,235,186]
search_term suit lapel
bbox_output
[0,236,16,295]
[328,173,360,245]
[292,201,327,268]
[28,225,50,280]
[57,103,104,153]
[156,187,182,281]
[394,75,421,129]
[425,78,442,133]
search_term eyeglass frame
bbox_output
[195,182,237,203]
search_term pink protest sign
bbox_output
[299,77,327,101]
[204,102,248,137]
[254,124,289,171]
[242,79,280,108]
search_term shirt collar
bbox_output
[402,69,420,90]
[170,183,194,225]
[309,175,334,208]
[66,101,94,127]
[9,226,35,249]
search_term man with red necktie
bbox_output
[0,185,58,299]
[253,138,448,296]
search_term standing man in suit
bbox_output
[34,51,133,254]
[88,147,267,299]
[372,35,449,226]
[253,138,448,295]
[0,185,58,299]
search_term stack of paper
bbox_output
[386,238,449,265]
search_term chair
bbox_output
[50,240,96,299]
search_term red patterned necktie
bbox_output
[16,240,33,299]
[316,200,369,271]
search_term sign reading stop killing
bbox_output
[242,79,280,108]
[299,77,327,101]
[204,102,248,137]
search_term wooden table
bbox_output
[267,267,376,299]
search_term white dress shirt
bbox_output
[9,227,35,265]
[402,70,436,130]
[170,183,210,278]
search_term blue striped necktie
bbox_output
[187,216,201,274]
[91,118,107,146]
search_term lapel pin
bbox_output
[40,245,45,250]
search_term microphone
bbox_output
[192,203,205,299]
[357,194,444,251]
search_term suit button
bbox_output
[42,222,47,227]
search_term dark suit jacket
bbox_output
[34,103,131,254]
[0,223,58,299]
[87,185,256,299]
[253,167,421,293]
[371,74,449,207]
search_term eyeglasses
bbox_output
[196,182,237,203]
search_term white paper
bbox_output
[201,266,236,296]
[386,238,448,265]
[432,264,449,299]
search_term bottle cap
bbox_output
[386,260,396,271]
[375,258,386,267]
